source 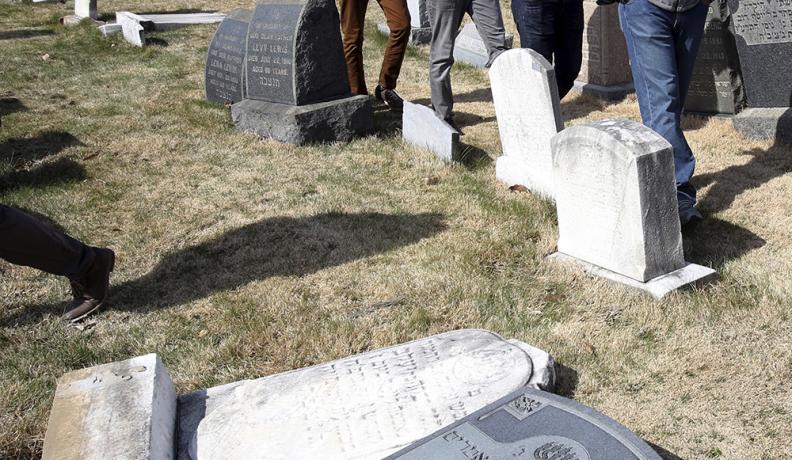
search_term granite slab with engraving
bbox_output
[491,49,563,200]
[177,329,555,459]
[684,0,746,115]
[728,0,792,142]
[385,387,662,460]
[205,10,251,104]
[550,119,717,298]
[453,23,513,68]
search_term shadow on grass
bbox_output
[0,29,55,41]
[682,217,766,269]
[457,143,492,171]
[0,158,87,195]
[0,96,27,119]
[0,131,86,195]
[553,362,579,398]
[2,212,447,326]
[0,131,82,163]
[645,441,683,460]
[373,103,402,137]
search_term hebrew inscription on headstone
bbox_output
[205,10,252,104]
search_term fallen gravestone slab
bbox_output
[115,12,226,47]
[402,100,460,161]
[549,119,717,298]
[178,329,555,459]
[453,23,513,68]
[42,354,176,460]
[377,0,432,45]
[231,0,373,143]
[205,9,252,105]
[385,387,662,460]
[491,48,563,200]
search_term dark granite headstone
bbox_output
[245,0,350,105]
[728,0,792,142]
[386,388,662,460]
[205,10,252,104]
[684,0,746,114]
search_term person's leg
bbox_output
[429,0,467,120]
[672,1,708,203]
[468,0,509,66]
[0,205,93,278]
[511,0,557,63]
[378,0,411,90]
[340,0,370,95]
[553,0,584,99]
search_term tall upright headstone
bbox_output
[231,0,373,144]
[491,48,563,199]
[75,0,97,19]
[574,0,633,101]
[205,10,252,105]
[684,0,747,114]
[378,0,432,45]
[728,0,792,143]
[549,119,717,298]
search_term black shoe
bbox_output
[444,117,464,135]
[64,247,115,322]
[375,85,404,112]
[679,201,703,228]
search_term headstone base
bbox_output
[548,252,718,299]
[231,95,374,144]
[403,100,460,161]
[377,23,431,45]
[732,107,792,144]
[572,80,634,102]
[495,155,554,200]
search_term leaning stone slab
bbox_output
[550,119,717,297]
[386,387,662,460]
[232,95,373,144]
[177,329,555,460]
[453,23,513,68]
[42,353,177,460]
[403,100,460,161]
[491,48,563,199]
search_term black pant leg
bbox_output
[0,205,94,278]
[511,0,558,62]
[553,0,584,99]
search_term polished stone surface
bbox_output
[205,10,251,104]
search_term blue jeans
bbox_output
[511,0,584,99]
[619,0,708,205]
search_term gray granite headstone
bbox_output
[385,387,662,460]
[402,100,460,161]
[728,0,792,142]
[684,0,746,115]
[453,23,513,68]
[205,10,251,105]
[245,0,350,105]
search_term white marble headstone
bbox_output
[491,48,563,199]
[551,119,685,282]
[75,0,97,19]
[180,329,553,460]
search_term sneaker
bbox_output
[375,85,404,112]
[63,247,115,322]
[679,201,703,228]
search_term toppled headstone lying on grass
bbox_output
[402,100,460,162]
[548,119,718,298]
[491,48,563,200]
[205,9,251,105]
[110,12,227,47]
[230,0,373,143]
[386,387,662,460]
[453,23,513,68]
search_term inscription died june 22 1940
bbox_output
[245,4,301,103]
[205,10,252,104]
[732,0,792,45]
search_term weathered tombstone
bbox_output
[386,387,662,460]
[178,330,555,459]
[205,10,251,104]
[728,0,792,143]
[378,0,432,45]
[42,354,176,460]
[574,0,634,101]
[115,12,226,47]
[402,100,460,161]
[491,49,563,199]
[549,119,717,298]
[684,0,747,114]
[453,23,514,68]
[231,0,373,144]
[75,0,97,20]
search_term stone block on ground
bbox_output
[453,23,513,68]
[75,0,97,19]
[42,353,177,460]
[386,387,662,459]
[733,107,792,144]
[231,95,373,144]
[402,100,460,161]
[177,329,555,460]
[491,48,563,199]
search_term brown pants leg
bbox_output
[341,0,371,95]
[378,0,411,90]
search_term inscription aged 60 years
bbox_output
[246,4,301,103]
[732,0,792,45]
[205,10,252,104]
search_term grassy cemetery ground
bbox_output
[1,1,791,458]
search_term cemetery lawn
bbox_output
[1,1,791,458]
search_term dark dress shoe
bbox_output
[375,85,404,112]
[63,247,115,322]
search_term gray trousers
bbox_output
[429,0,508,120]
